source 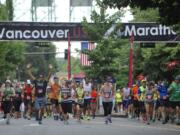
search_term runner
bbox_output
[115,89,123,113]
[157,80,168,124]
[1,80,15,124]
[83,79,92,120]
[122,84,131,117]
[138,80,147,123]
[168,75,180,125]
[27,64,52,124]
[50,77,61,120]
[71,82,77,118]
[76,83,84,123]
[152,84,159,122]
[13,82,22,119]
[61,81,72,125]
[100,80,114,124]
[23,80,33,120]
[91,85,98,119]
[132,82,140,119]
[145,82,155,125]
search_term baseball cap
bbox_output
[5,80,11,83]
[27,80,31,84]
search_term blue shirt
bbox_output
[157,84,168,98]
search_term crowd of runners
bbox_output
[0,64,179,126]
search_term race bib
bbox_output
[63,93,68,99]
[85,91,90,97]
[27,96,31,100]
[163,96,167,100]
[104,92,110,98]
[147,95,152,99]
[38,89,43,93]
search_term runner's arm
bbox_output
[46,64,53,81]
[26,64,36,80]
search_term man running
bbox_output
[83,79,92,120]
[123,84,131,117]
[157,80,168,124]
[50,77,61,120]
[138,80,147,123]
[27,64,52,124]
[168,75,180,125]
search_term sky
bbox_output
[1,0,133,58]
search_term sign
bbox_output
[0,22,179,42]
[119,23,179,43]
[70,0,93,7]
[0,22,87,41]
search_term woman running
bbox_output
[145,82,155,125]
[61,81,72,125]
[23,80,33,120]
[13,83,22,119]
[91,85,98,119]
[2,80,15,124]
[100,80,114,124]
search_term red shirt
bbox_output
[91,90,97,102]
[24,84,33,99]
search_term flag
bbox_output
[81,42,95,66]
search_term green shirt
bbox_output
[3,87,14,101]
[169,82,180,102]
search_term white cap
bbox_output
[5,80,11,83]
[27,80,31,84]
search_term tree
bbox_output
[102,0,180,32]
[132,8,180,82]
[81,2,130,86]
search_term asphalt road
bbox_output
[0,116,179,135]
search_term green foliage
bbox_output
[22,42,57,79]
[81,2,130,86]
[102,0,180,32]
[0,3,58,81]
[56,57,81,75]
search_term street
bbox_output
[0,117,179,135]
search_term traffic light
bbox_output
[64,49,68,59]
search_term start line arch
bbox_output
[0,21,180,43]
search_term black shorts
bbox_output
[3,101,12,114]
[133,100,139,108]
[13,99,22,112]
[51,99,59,106]
[61,102,72,114]
[84,99,91,108]
[169,101,180,109]
[159,99,169,107]
[139,101,146,113]
[76,99,84,108]
[24,99,33,107]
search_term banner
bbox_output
[0,22,179,42]
[0,22,87,41]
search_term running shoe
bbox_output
[108,117,112,123]
[38,121,42,124]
